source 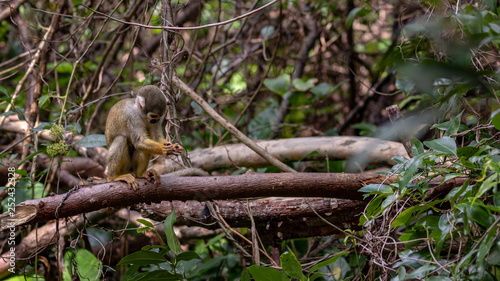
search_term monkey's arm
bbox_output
[133,135,183,156]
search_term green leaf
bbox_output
[33,122,52,132]
[445,111,463,136]
[64,249,102,281]
[358,184,391,195]
[281,251,306,280]
[410,138,424,155]
[122,264,140,281]
[309,272,325,281]
[395,78,415,94]
[261,25,275,40]
[399,154,427,189]
[492,109,500,130]
[176,251,201,261]
[76,134,107,147]
[56,61,74,73]
[457,146,478,159]
[117,250,167,266]
[164,210,181,254]
[129,270,177,280]
[264,74,290,96]
[424,136,457,156]
[346,7,372,28]
[475,175,498,201]
[311,82,333,97]
[247,265,289,281]
[136,219,154,228]
[391,206,419,228]
[469,202,494,228]
[39,94,52,108]
[308,251,349,274]
[485,0,498,12]
[292,78,314,92]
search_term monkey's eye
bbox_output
[148,113,160,119]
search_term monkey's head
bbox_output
[135,85,168,124]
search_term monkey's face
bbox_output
[147,112,161,124]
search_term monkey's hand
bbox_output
[109,174,138,191]
[145,169,161,186]
[163,142,183,156]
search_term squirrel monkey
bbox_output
[105,85,183,190]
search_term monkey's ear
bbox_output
[136,95,146,110]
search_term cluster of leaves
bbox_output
[354,2,500,280]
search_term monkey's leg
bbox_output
[132,150,160,186]
[107,136,138,190]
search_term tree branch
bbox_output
[2,172,389,229]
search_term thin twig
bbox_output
[82,0,277,31]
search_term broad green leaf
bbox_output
[476,225,498,266]
[136,219,154,228]
[311,82,333,97]
[445,111,463,136]
[361,195,385,224]
[261,26,275,40]
[292,78,314,92]
[164,210,181,254]
[457,146,478,159]
[346,7,372,29]
[241,269,252,281]
[280,251,306,281]
[391,206,419,228]
[395,78,415,94]
[424,136,457,156]
[64,249,102,281]
[56,61,73,73]
[358,184,391,195]
[191,101,203,115]
[76,134,107,148]
[33,122,52,132]
[264,74,290,96]
[176,251,202,261]
[247,265,289,281]
[122,264,140,281]
[117,250,167,266]
[485,0,498,12]
[39,94,52,108]
[410,138,424,155]
[399,154,426,190]
[309,251,349,274]
[129,270,177,280]
[475,174,498,200]
[309,272,325,281]
[248,100,278,140]
[469,202,494,228]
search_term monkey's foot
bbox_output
[108,174,138,191]
[163,142,183,156]
[145,169,161,186]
